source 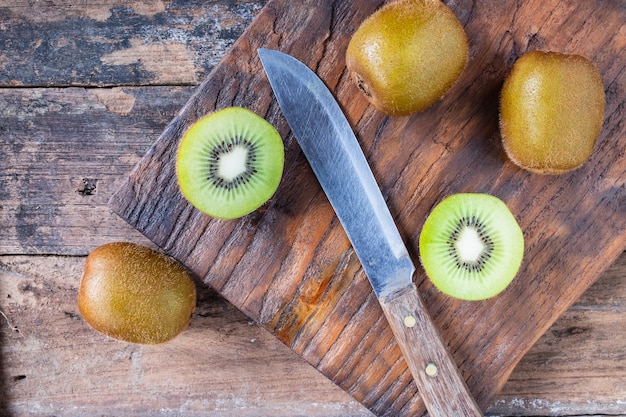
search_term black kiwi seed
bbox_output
[447,216,495,273]
[419,193,524,301]
[208,136,258,191]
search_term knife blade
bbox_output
[258,48,482,416]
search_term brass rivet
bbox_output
[425,363,438,377]
[403,315,416,328]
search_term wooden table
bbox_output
[1,1,624,416]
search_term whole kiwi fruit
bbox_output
[177,107,284,219]
[78,242,197,344]
[500,51,605,174]
[346,0,469,116]
[419,193,524,301]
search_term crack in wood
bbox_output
[77,179,98,197]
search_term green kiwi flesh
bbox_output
[176,107,284,219]
[419,193,524,301]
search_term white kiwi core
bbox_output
[218,145,249,181]
[176,107,285,220]
[418,193,525,301]
[456,227,485,263]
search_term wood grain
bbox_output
[108,0,626,415]
[0,255,372,417]
[1,254,625,416]
[1,0,625,415]
[490,256,626,416]
[0,86,192,254]
[379,285,482,416]
[0,0,264,87]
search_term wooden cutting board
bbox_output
[109,1,626,415]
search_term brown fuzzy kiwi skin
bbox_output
[345,0,469,117]
[499,51,605,175]
[78,242,197,345]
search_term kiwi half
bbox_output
[176,107,284,219]
[419,193,524,301]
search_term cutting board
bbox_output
[109,1,626,415]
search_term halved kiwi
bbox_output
[176,107,284,219]
[419,193,524,301]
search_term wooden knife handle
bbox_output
[379,284,483,416]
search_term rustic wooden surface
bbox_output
[0,1,624,416]
[109,0,626,415]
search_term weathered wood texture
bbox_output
[0,86,191,254]
[1,84,624,416]
[109,0,626,415]
[1,254,625,416]
[0,0,265,87]
[490,256,626,416]
[0,256,373,417]
[0,0,266,255]
[1,1,625,416]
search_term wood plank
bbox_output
[0,0,265,87]
[1,0,625,415]
[0,86,194,254]
[1,252,624,416]
[0,255,373,416]
[489,252,626,415]
[109,0,626,414]
[0,0,264,254]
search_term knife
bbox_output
[258,48,482,416]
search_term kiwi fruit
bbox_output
[345,0,469,116]
[78,242,197,344]
[176,107,284,219]
[500,51,605,174]
[419,193,524,301]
